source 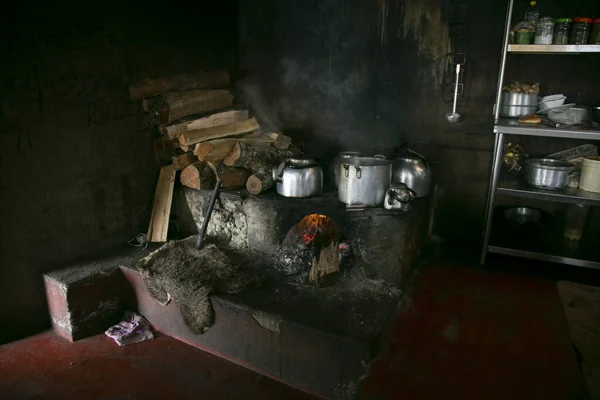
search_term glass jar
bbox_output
[590,18,600,44]
[534,17,554,44]
[570,17,592,44]
[553,18,572,44]
[564,203,589,241]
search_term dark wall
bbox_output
[238,0,600,243]
[0,1,236,343]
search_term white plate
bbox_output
[536,103,575,115]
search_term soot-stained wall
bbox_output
[238,0,600,242]
[0,0,236,343]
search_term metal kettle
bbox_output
[273,156,323,198]
[392,147,431,198]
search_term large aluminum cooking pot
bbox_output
[524,158,573,191]
[392,148,431,198]
[273,156,323,198]
[338,156,392,207]
[330,151,362,189]
[500,92,539,118]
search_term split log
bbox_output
[160,110,249,140]
[147,165,176,242]
[150,90,233,125]
[129,69,229,100]
[180,162,251,190]
[180,162,214,190]
[194,137,273,163]
[266,132,292,150]
[178,117,260,149]
[171,153,197,170]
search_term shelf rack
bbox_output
[481,0,600,270]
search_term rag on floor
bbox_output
[105,311,154,346]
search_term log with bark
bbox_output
[160,110,249,140]
[223,142,295,195]
[171,153,197,170]
[147,165,176,242]
[153,137,179,166]
[178,117,260,151]
[194,137,273,163]
[266,132,293,150]
[150,90,233,125]
[180,162,251,190]
[129,70,229,100]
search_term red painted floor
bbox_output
[0,332,316,400]
[363,258,589,400]
[0,258,590,400]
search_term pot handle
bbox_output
[272,162,285,182]
[342,163,361,179]
[391,188,417,203]
[374,154,387,159]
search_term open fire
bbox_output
[279,214,350,287]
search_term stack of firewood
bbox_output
[130,70,298,242]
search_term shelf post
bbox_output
[481,133,505,265]
[493,0,514,121]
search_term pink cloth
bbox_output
[105,311,154,346]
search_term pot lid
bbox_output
[287,155,318,166]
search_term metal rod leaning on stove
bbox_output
[196,162,221,250]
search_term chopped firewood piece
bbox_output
[160,110,249,140]
[180,162,251,190]
[147,165,176,242]
[149,90,233,125]
[178,118,260,148]
[194,137,273,163]
[171,153,197,170]
[129,70,229,100]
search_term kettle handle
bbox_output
[391,187,417,203]
[406,148,427,162]
[272,162,285,182]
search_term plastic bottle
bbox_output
[524,1,540,26]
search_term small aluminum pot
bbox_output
[524,158,573,190]
[338,156,392,207]
[273,156,323,198]
[384,182,417,211]
[500,92,539,118]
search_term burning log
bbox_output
[160,110,249,140]
[178,118,260,151]
[150,90,233,125]
[129,70,229,100]
[309,226,341,287]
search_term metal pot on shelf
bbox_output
[392,148,431,198]
[330,151,362,189]
[384,182,417,211]
[500,92,539,118]
[273,156,323,198]
[523,158,573,190]
[338,156,392,207]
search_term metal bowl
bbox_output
[503,207,542,225]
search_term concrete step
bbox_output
[45,245,400,400]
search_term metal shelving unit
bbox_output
[481,0,600,269]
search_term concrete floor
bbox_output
[0,256,591,400]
